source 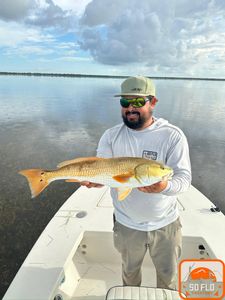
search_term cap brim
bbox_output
[114,93,151,97]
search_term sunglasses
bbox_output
[120,96,153,108]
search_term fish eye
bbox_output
[160,166,165,170]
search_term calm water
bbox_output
[1,76,225,296]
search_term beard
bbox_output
[122,110,152,130]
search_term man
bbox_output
[81,76,191,289]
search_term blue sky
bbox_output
[0,0,225,77]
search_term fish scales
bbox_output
[19,156,173,200]
[58,159,134,178]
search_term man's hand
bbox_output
[80,181,104,189]
[137,180,168,193]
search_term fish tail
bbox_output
[19,169,49,198]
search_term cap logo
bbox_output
[131,88,142,92]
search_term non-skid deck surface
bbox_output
[72,261,156,300]
[72,232,156,300]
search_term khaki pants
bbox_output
[113,218,182,289]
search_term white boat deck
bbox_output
[3,185,225,300]
[72,231,156,299]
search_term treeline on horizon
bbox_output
[0,71,224,81]
[0,71,126,79]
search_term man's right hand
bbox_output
[80,181,104,188]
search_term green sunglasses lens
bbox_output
[120,98,130,107]
[132,98,146,107]
[120,97,147,108]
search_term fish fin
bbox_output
[113,171,134,183]
[19,169,49,198]
[57,157,104,168]
[65,179,80,182]
[117,187,132,201]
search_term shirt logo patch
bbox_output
[142,150,158,160]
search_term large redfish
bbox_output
[19,157,173,200]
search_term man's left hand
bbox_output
[137,181,168,193]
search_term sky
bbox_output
[0,0,225,77]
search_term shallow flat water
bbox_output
[0,75,225,297]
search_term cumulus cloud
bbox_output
[53,0,92,15]
[78,0,225,75]
[79,0,176,65]
[0,0,225,76]
[80,0,130,26]
[26,0,77,30]
[0,0,35,21]
[0,0,77,30]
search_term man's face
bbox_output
[121,96,155,130]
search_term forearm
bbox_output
[161,171,192,196]
[162,132,192,196]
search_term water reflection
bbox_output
[156,79,225,211]
[0,76,225,297]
